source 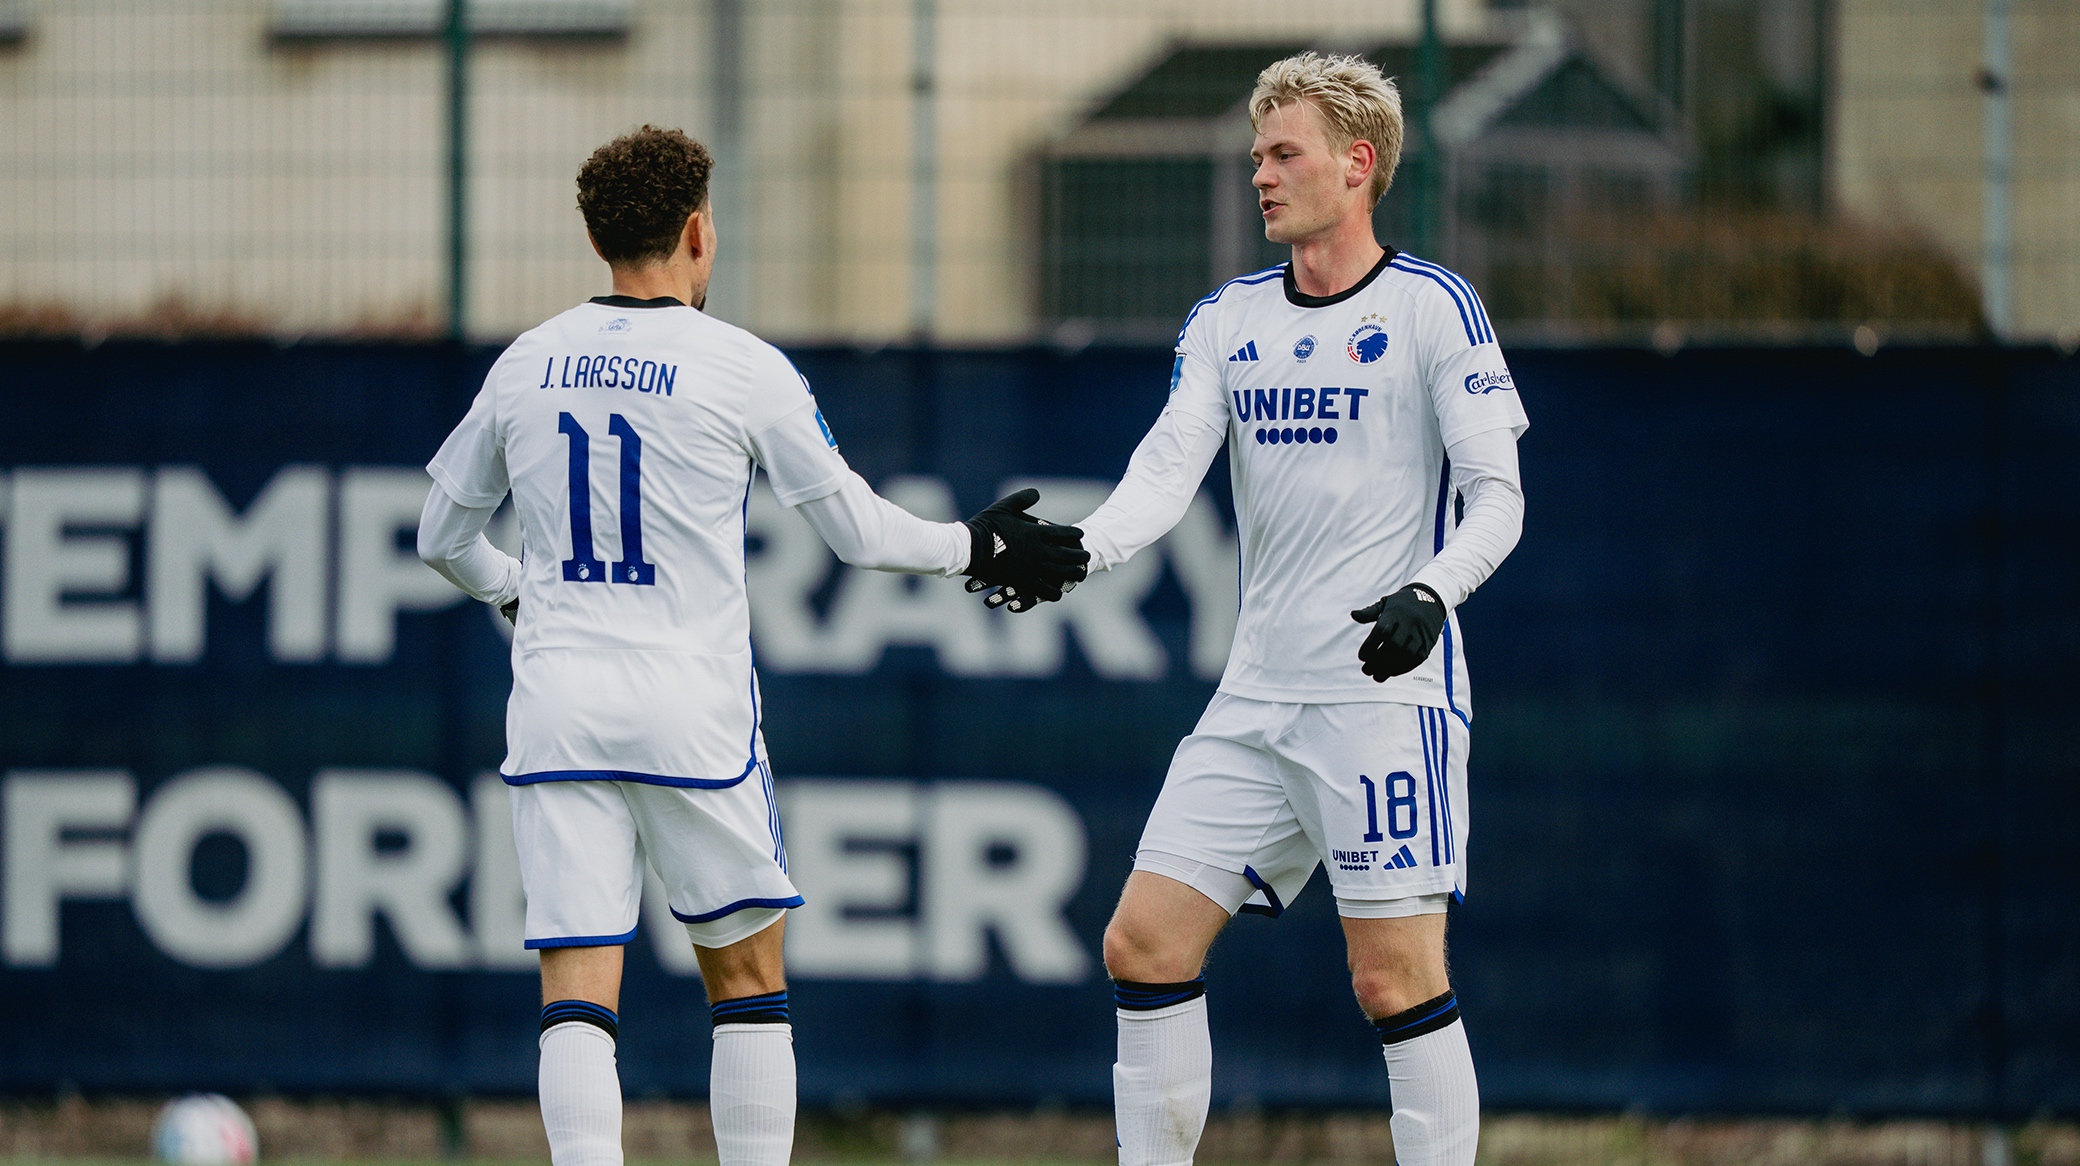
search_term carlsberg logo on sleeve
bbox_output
[1464,370,1515,395]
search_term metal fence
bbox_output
[0,0,2075,345]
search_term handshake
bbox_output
[960,488,1090,614]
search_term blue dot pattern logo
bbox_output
[1293,335,1317,361]
[1254,426,1337,446]
[1348,323,1389,363]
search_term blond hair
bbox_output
[1249,52,1404,207]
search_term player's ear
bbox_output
[684,202,713,262]
[1347,139,1377,192]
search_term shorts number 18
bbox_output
[1360,772,1418,842]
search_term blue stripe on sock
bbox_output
[1373,992,1461,1044]
[1113,977,1206,1011]
[540,999,619,1039]
[710,990,789,1026]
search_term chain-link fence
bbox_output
[0,0,2073,345]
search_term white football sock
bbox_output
[1114,995,1211,1166]
[710,1023,797,1166]
[1377,1000,1480,1166]
[539,1021,623,1166]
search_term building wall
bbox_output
[0,0,1480,343]
[1832,0,2079,340]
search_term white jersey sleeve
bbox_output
[415,486,521,606]
[426,350,521,508]
[1411,277,1529,447]
[1408,427,1523,608]
[741,345,969,574]
[793,471,969,575]
[1077,319,1231,572]
[741,346,848,507]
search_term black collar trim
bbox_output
[590,295,686,309]
[1283,247,1396,308]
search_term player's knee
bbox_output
[1103,918,1195,983]
[1350,967,1442,1021]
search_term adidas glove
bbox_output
[1350,583,1446,682]
[962,488,1089,613]
[498,599,518,625]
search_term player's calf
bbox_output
[696,918,795,1166]
[1343,914,1477,1166]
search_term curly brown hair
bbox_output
[576,126,715,265]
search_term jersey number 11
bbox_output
[559,411,657,586]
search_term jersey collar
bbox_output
[1282,247,1397,308]
[589,294,686,309]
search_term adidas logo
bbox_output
[1227,341,1260,362]
[992,532,1008,558]
[1385,845,1418,870]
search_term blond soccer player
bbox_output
[1066,55,1528,1166]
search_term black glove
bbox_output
[962,488,1089,613]
[1351,583,1446,681]
[498,599,519,625]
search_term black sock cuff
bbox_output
[711,990,789,1026]
[1374,991,1460,1045]
[541,999,619,1041]
[1113,978,1206,1011]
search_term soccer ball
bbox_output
[152,1094,257,1165]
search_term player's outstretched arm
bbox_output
[1075,404,1227,575]
[790,475,1088,612]
[416,483,522,621]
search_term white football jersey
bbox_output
[1173,251,1529,713]
[427,296,850,786]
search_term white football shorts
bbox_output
[1135,693,1469,918]
[509,764,801,951]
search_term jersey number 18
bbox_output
[559,411,657,586]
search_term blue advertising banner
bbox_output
[0,341,2073,1116]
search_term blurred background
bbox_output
[0,1,2076,1164]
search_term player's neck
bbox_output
[608,257,697,306]
[1286,215,1385,300]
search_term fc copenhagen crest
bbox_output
[1347,314,1389,363]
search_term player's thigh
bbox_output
[510,779,647,948]
[1281,702,1467,909]
[624,772,801,951]
[1135,695,1319,918]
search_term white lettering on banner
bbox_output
[780,779,1090,982]
[148,467,330,663]
[310,770,472,968]
[780,780,923,979]
[1,770,1093,981]
[0,465,1238,675]
[334,468,467,662]
[3,469,147,663]
[2,771,136,966]
[131,767,308,968]
[922,783,1089,982]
